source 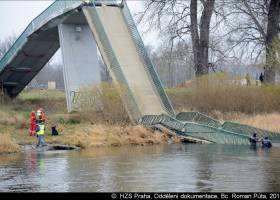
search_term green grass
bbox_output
[19,89,65,100]
[165,87,192,94]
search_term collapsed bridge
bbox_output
[1,0,279,145]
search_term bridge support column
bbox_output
[58,24,101,113]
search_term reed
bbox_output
[167,72,280,115]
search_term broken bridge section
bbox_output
[1,0,269,144]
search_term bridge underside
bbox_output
[1,26,60,96]
[0,4,95,97]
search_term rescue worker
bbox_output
[36,109,43,125]
[249,133,261,146]
[261,136,273,148]
[36,122,46,148]
[30,111,36,136]
[39,108,45,125]
[246,74,251,86]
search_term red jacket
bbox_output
[41,112,45,121]
[30,115,36,125]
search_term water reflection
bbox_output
[0,144,280,192]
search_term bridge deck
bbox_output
[88,5,165,116]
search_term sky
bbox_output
[0,1,157,46]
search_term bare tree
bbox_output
[0,32,18,60]
[264,0,280,84]
[136,0,215,77]
[191,0,215,76]
[218,0,280,83]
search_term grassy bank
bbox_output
[0,88,179,154]
[2,74,280,154]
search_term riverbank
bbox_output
[0,122,179,154]
[0,113,180,154]
[0,89,182,154]
[1,77,280,154]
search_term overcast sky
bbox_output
[0,1,157,46]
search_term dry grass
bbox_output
[168,72,280,115]
[0,109,29,129]
[49,122,180,148]
[0,133,21,154]
[209,110,280,133]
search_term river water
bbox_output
[0,143,279,192]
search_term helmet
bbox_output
[265,136,268,140]
[31,111,35,114]
[253,133,257,137]
[39,108,42,111]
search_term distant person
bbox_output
[249,133,261,146]
[36,109,43,125]
[36,122,46,148]
[256,74,258,85]
[39,108,45,125]
[30,111,36,136]
[261,136,273,148]
[259,73,264,85]
[246,74,251,86]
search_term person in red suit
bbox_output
[39,108,45,125]
[30,111,36,136]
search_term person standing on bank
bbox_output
[246,74,251,86]
[30,111,36,136]
[36,109,43,125]
[39,108,45,125]
[259,73,264,85]
[36,122,46,148]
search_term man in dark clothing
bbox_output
[259,73,264,84]
[249,133,261,146]
[262,136,273,148]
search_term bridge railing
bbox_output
[140,114,252,145]
[0,0,83,72]
[222,121,280,143]
[176,111,280,143]
[119,0,176,118]
[183,122,251,145]
[176,112,223,128]
[140,114,185,133]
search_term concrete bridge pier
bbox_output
[58,24,101,112]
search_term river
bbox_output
[0,143,279,192]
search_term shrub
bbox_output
[73,82,130,124]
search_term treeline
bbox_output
[1,0,280,87]
[136,0,280,85]
[147,40,263,87]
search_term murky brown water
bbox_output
[0,144,280,192]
